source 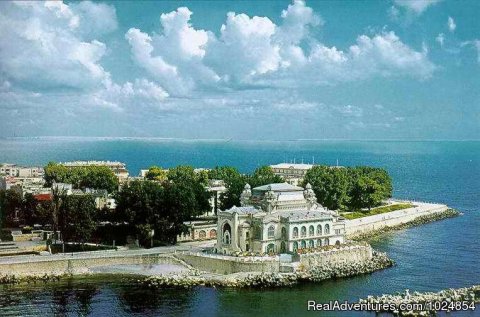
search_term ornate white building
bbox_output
[215,183,346,255]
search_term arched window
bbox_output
[281,227,287,239]
[301,240,306,249]
[301,226,307,238]
[293,241,298,252]
[209,229,217,238]
[325,224,330,235]
[324,238,330,246]
[293,227,299,238]
[317,239,322,247]
[268,225,275,239]
[317,224,322,235]
[335,240,341,246]
[223,223,231,245]
[266,243,275,254]
[309,225,314,236]
[246,231,249,239]
[199,230,206,239]
[280,241,286,253]
[309,240,314,248]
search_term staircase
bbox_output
[0,242,20,256]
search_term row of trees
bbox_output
[303,165,392,211]
[0,188,97,243]
[44,162,119,192]
[114,166,211,245]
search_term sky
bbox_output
[0,0,479,140]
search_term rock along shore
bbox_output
[140,250,394,289]
[359,285,480,316]
[351,208,460,241]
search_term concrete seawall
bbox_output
[345,201,449,238]
[0,251,187,276]
[299,244,373,269]
[174,252,279,274]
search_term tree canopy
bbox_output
[145,166,168,182]
[303,165,393,211]
[114,166,211,245]
[44,162,119,192]
[59,195,97,243]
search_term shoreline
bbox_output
[349,208,460,241]
[0,250,394,288]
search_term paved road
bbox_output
[0,240,215,265]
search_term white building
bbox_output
[270,163,344,186]
[0,163,44,178]
[216,182,346,255]
[270,163,314,186]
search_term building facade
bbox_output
[215,183,346,255]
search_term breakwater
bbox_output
[141,250,394,289]
[349,208,460,241]
[359,285,479,316]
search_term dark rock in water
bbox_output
[359,285,479,316]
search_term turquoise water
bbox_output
[0,138,479,316]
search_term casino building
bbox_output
[215,182,346,255]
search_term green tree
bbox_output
[0,189,23,227]
[44,162,118,192]
[21,193,38,226]
[81,166,119,192]
[115,166,211,246]
[248,166,284,188]
[346,166,393,210]
[145,166,168,182]
[60,195,97,244]
[303,166,350,210]
[348,175,384,210]
[208,166,247,210]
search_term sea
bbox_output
[0,138,478,317]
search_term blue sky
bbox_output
[0,0,478,140]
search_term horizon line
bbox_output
[0,136,479,142]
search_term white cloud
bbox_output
[447,16,456,32]
[393,0,441,14]
[126,1,435,94]
[206,12,281,81]
[92,78,169,112]
[336,105,363,117]
[436,33,445,47]
[0,1,117,90]
[289,31,435,84]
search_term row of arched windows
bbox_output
[292,238,330,251]
[292,224,330,238]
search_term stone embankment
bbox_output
[349,208,460,241]
[359,285,479,316]
[0,273,69,285]
[141,250,394,289]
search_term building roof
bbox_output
[253,183,304,192]
[223,206,262,215]
[275,209,333,221]
[34,193,52,201]
[270,163,314,170]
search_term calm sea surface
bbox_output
[0,138,479,316]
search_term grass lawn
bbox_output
[340,203,415,220]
